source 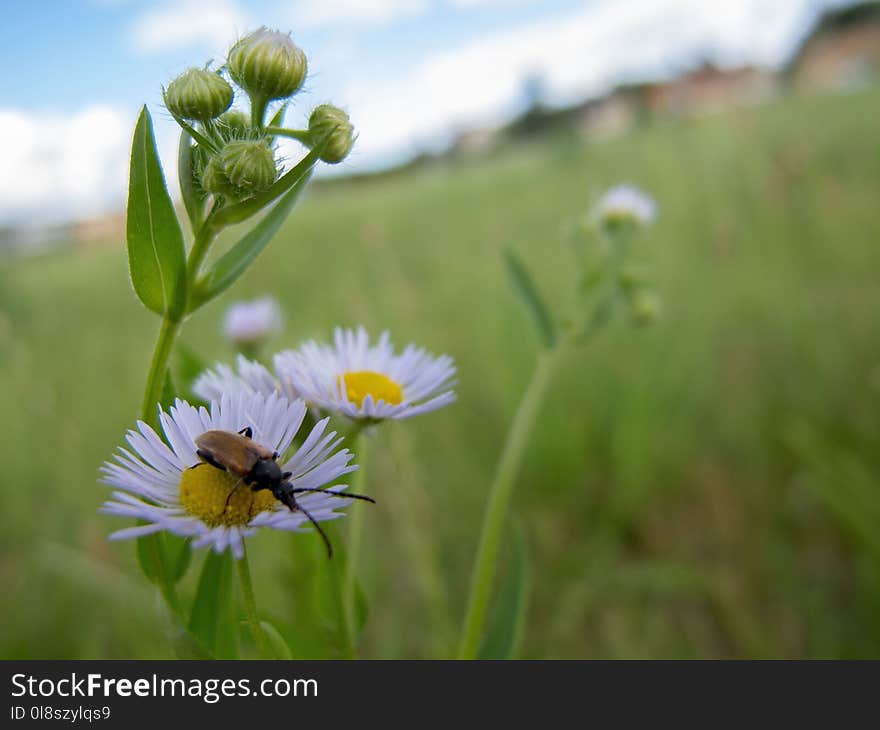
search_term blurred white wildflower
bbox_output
[223,296,283,348]
[596,184,657,227]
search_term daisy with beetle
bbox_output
[101,392,372,559]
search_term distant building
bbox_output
[642,63,777,118]
[451,127,498,157]
[576,85,647,141]
[788,1,880,91]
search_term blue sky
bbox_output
[0,0,842,225]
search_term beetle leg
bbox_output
[223,477,244,510]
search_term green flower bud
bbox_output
[228,28,307,102]
[201,155,238,198]
[201,141,277,199]
[215,110,251,141]
[165,68,233,122]
[222,140,277,192]
[308,104,354,164]
[629,289,662,326]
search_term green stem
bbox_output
[140,220,218,422]
[237,542,270,656]
[265,127,312,145]
[343,434,367,658]
[186,222,217,283]
[141,316,181,426]
[137,218,219,627]
[251,95,268,130]
[137,313,184,625]
[457,348,563,659]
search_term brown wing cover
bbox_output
[194,430,275,474]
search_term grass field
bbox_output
[2,87,879,659]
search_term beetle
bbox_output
[192,426,374,557]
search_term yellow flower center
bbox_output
[338,370,403,408]
[179,465,278,527]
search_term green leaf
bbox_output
[191,170,313,309]
[189,551,238,659]
[260,620,293,659]
[503,248,557,348]
[478,527,531,659]
[267,102,288,131]
[135,532,163,585]
[177,130,205,233]
[126,106,187,318]
[136,531,191,586]
[165,535,192,583]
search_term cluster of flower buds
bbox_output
[594,185,661,326]
[164,28,355,203]
[561,184,662,335]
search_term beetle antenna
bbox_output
[296,501,333,558]
[291,487,375,503]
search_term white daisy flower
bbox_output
[100,392,360,559]
[193,354,281,402]
[596,184,657,227]
[222,296,283,347]
[274,326,456,421]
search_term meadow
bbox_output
[1,86,879,659]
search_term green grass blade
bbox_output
[189,550,238,659]
[260,620,294,659]
[503,248,557,348]
[478,527,531,659]
[126,106,186,318]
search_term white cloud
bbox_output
[0,106,131,225]
[0,106,184,227]
[130,0,248,54]
[446,0,538,8]
[288,0,430,30]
